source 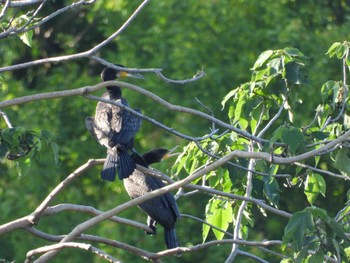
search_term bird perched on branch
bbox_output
[86,66,143,181]
[124,148,181,249]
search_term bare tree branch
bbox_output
[28,158,104,224]
[25,242,121,263]
[44,203,153,233]
[0,0,44,7]
[0,0,10,20]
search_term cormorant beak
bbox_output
[117,71,144,79]
[163,146,181,159]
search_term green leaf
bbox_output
[284,47,305,58]
[204,198,233,241]
[202,221,210,243]
[336,44,347,59]
[283,209,314,250]
[221,88,238,109]
[326,42,341,58]
[19,30,33,47]
[0,141,10,159]
[270,125,304,154]
[316,104,331,128]
[251,50,274,70]
[50,142,59,165]
[304,172,326,205]
[284,61,307,85]
[305,251,324,263]
[263,176,280,207]
[309,131,330,140]
[334,148,350,176]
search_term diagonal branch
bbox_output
[25,242,121,263]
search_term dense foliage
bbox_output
[1,1,350,262]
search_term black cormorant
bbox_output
[124,148,181,249]
[86,66,143,181]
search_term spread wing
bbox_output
[85,116,109,147]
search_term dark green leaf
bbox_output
[334,148,350,176]
[0,142,10,159]
[305,251,324,263]
[283,209,314,250]
[268,58,283,73]
[263,176,280,207]
[271,125,304,154]
[284,61,307,85]
[309,131,330,140]
[284,47,305,58]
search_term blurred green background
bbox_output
[1,0,350,262]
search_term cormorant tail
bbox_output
[164,228,179,249]
[117,150,136,180]
[101,152,118,181]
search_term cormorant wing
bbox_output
[85,116,109,148]
[109,108,142,146]
[143,176,181,226]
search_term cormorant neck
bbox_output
[107,86,122,99]
[142,149,168,165]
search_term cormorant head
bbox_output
[100,65,144,82]
[142,147,179,165]
[142,148,170,165]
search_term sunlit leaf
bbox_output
[251,50,274,70]
[19,30,33,47]
[204,198,233,241]
[304,172,326,205]
[221,88,238,109]
[326,42,342,58]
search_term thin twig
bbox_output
[0,0,44,7]
[294,161,350,180]
[0,110,13,127]
[0,0,10,20]
[257,100,285,138]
